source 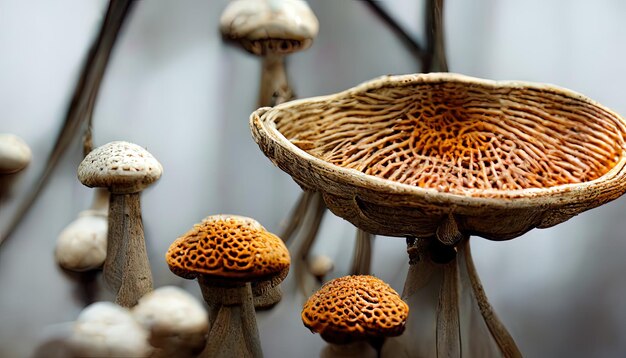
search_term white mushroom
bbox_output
[308,254,334,282]
[55,188,109,272]
[69,302,153,357]
[78,141,163,307]
[132,286,209,357]
[0,133,31,174]
[220,0,319,106]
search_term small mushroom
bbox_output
[308,254,334,283]
[166,214,290,358]
[55,188,109,272]
[78,141,162,307]
[220,0,319,106]
[68,301,153,357]
[0,133,31,174]
[302,275,409,358]
[132,286,209,357]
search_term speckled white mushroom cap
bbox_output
[69,302,152,357]
[0,133,32,174]
[78,141,162,194]
[220,0,319,55]
[132,286,209,351]
[55,211,108,272]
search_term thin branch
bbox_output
[425,0,448,72]
[0,0,136,248]
[362,0,427,66]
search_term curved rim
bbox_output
[251,73,626,210]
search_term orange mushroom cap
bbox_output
[166,215,290,284]
[301,275,409,344]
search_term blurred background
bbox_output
[1,0,626,356]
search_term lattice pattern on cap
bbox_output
[166,215,290,282]
[275,81,625,194]
[301,275,408,343]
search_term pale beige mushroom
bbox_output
[55,188,109,272]
[0,133,31,174]
[132,286,209,357]
[166,215,290,358]
[251,72,626,357]
[78,141,162,307]
[69,302,153,357]
[220,0,319,106]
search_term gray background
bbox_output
[1,0,626,357]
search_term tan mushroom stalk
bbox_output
[251,73,626,357]
[220,0,319,107]
[166,215,290,358]
[78,141,162,307]
[302,275,409,358]
[132,286,209,357]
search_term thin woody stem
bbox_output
[259,55,293,107]
[350,229,373,275]
[0,0,136,248]
[295,191,326,297]
[279,190,314,244]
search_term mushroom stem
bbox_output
[199,281,263,358]
[382,237,521,357]
[259,55,293,107]
[279,190,314,244]
[349,229,372,275]
[105,192,153,307]
[321,341,376,358]
[294,191,326,297]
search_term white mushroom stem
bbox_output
[293,191,326,297]
[320,341,376,358]
[105,192,153,307]
[199,279,263,358]
[382,238,521,358]
[259,54,292,107]
[349,229,373,275]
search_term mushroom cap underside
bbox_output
[78,141,163,194]
[301,275,409,344]
[251,73,626,240]
[166,215,291,282]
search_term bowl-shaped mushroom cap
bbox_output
[0,133,31,174]
[302,275,409,344]
[251,73,626,240]
[166,215,290,284]
[220,0,319,56]
[78,141,163,194]
[69,302,152,357]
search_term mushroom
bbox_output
[132,286,209,357]
[0,133,31,174]
[308,254,334,283]
[78,141,162,307]
[68,301,153,357]
[220,0,319,107]
[165,214,290,358]
[302,275,409,358]
[250,72,626,356]
[55,188,109,272]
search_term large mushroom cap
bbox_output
[220,0,319,56]
[78,141,163,194]
[302,275,409,344]
[251,73,626,240]
[0,133,31,174]
[166,214,290,284]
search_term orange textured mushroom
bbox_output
[166,215,290,281]
[302,275,409,344]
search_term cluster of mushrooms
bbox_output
[29,0,626,358]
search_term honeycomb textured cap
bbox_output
[166,214,290,282]
[301,275,409,344]
[220,0,318,55]
[78,141,162,194]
